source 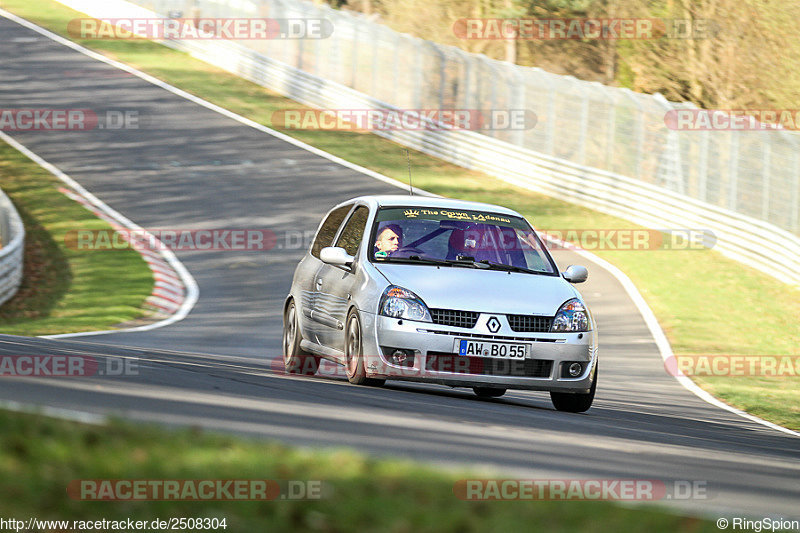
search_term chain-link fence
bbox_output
[132,0,800,237]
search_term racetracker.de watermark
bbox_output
[453,479,708,500]
[67,18,333,40]
[665,355,800,377]
[271,109,537,131]
[0,109,140,131]
[453,18,718,40]
[65,229,277,252]
[665,109,800,131]
[541,228,715,251]
[68,479,325,500]
[0,355,138,377]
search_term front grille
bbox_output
[430,309,479,329]
[418,329,560,343]
[507,314,553,333]
[426,352,553,378]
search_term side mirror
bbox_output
[562,265,588,283]
[320,247,355,267]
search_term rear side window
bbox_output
[311,205,352,258]
[334,206,370,256]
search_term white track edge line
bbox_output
[1,7,796,438]
[542,235,800,438]
[0,7,431,198]
[0,399,106,425]
[0,130,199,338]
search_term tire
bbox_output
[283,300,320,375]
[550,363,597,413]
[344,309,385,387]
[473,387,507,398]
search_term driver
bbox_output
[374,223,403,258]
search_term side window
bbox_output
[311,205,352,258]
[334,206,370,257]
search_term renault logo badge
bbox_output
[486,316,501,333]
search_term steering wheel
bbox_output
[392,246,426,257]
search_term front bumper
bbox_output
[359,313,598,393]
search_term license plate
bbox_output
[457,339,528,359]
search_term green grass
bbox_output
[0,0,798,429]
[0,408,717,532]
[0,141,154,335]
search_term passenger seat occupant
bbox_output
[374,223,403,257]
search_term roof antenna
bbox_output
[405,149,414,196]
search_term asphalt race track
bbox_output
[1,14,798,519]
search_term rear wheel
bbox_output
[473,387,507,398]
[283,300,320,375]
[550,363,597,413]
[345,309,385,387]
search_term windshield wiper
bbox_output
[478,260,545,275]
[376,256,486,268]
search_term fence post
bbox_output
[350,18,359,89]
[761,135,771,221]
[434,44,446,110]
[512,68,524,146]
[577,80,588,165]
[463,54,472,110]
[391,33,401,106]
[370,23,379,98]
[792,147,800,234]
[728,133,739,211]
[605,89,615,170]
[546,80,556,156]
[698,129,709,202]
[413,39,423,109]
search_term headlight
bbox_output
[551,298,590,332]
[379,285,432,322]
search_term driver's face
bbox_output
[375,228,401,252]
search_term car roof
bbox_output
[341,195,525,218]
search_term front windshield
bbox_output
[371,207,557,275]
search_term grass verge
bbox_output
[0,408,716,532]
[0,0,798,428]
[0,140,153,335]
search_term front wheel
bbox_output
[283,300,320,375]
[344,310,385,387]
[550,363,597,413]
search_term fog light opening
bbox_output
[568,362,583,377]
[391,350,408,365]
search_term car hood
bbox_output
[373,263,579,315]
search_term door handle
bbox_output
[315,278,323,289]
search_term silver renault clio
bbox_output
[283,195,598,412]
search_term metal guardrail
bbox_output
[0,186,25,306]
[53,0,800,285]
